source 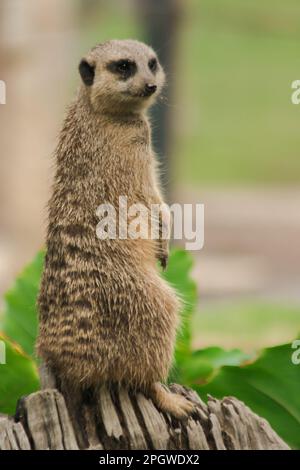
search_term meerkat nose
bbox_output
[144,83,157,96]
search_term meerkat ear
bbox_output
[79,59,95,86]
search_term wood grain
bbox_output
[0,383,290,450]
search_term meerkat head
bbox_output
[78,39,165,115]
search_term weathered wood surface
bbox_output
[0,384,289,450]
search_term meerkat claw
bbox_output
[149,383,195,420]
[167,394,195,419]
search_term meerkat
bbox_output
[37,39,194,419]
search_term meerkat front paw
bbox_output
[149,382,195,420]
[158,239,169,270]
[157,204,171,270]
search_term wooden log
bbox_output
[0,384,290,450]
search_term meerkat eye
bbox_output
[107,59,137,80]
[117,60,131,72]
[148,57,158,73]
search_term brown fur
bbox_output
[37,40,194,418]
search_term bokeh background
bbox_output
[0,0,299,353]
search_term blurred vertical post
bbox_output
[0,0,78,296]
[136,0,181,202]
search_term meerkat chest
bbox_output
[97,120,153,181]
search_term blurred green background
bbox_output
[177,0,300,184]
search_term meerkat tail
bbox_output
[148,382,194,420]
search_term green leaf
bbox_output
[0,333,40,414]
[192,346,253,367]
[0,251,45,357]
[163,248,197,362]
[180,346,253,384]
[196,341,300,449]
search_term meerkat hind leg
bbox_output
[149,382,194,419]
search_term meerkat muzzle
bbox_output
[142,83,157,97]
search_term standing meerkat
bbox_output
[37,39,194,419]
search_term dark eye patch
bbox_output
[148,57,158,73]
[106,59,137,80]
